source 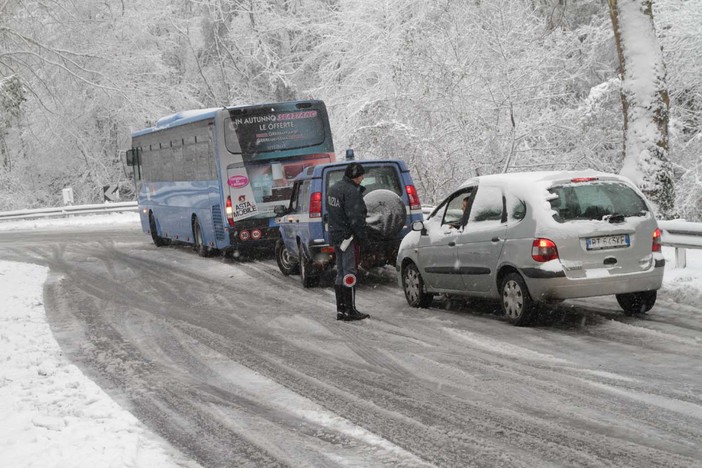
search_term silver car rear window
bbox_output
[548,181,648,222]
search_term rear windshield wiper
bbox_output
[603,213,626,223]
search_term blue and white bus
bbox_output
[126,100,335,256]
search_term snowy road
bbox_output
[1,224,701,467]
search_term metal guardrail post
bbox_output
[658,219,702,269]
[675,247,687,269]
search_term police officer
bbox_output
[327,162,370,321]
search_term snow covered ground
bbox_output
[0,214,199,468]
[0,212,701,467]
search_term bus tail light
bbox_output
[310,192,322,218]
[406,185,421,210]
[652,227,662,252]
[225,196,235,227]
[532,238,559,262]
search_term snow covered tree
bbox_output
[0,0,699,214]
[607,0,675,218]
[655,0,702,221]
[0,75,25,170]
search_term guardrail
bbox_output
[0,201,138,221]
[658,220,702,269]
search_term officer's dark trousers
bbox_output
[334,241,359,286]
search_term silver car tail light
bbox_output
[652,228,662,252]
[532,238,559,262]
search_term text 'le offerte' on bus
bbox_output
[125,100,335,256]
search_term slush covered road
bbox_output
[1,224,701,467]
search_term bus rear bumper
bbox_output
[228,226,279,246]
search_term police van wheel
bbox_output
[276,241,299,276]
[299,248,320,288]
[149,212,171,247]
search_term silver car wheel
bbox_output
[402,263,433,308]
[502,279,524,319]
[404,267,421,303]
[500,272,537,326]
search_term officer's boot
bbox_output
[334,284,348,321]
[344,286,370,321]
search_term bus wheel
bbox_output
[192,218,211,257]
[299,247,320,288]
[149,212,171,247]
[276,241,299,276]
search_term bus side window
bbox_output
[126,149,142,181]
[160,141,174,182]
[208,124,217,180]
[141,145,152,181]
[135,148,143,180]
[171,138,184,181]
[193,133,210,181]
[182,135,197,180]
[126,149,136,166]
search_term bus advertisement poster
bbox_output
[226,166,259,221]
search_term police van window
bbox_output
[360,166,402,196]
[298,180,311,212]
[325,169,345,193]
[325,165,402,196]
[289,182,301,212]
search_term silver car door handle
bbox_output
[448,241,456,247]
[491,237,501,242]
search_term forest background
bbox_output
[1,0,700,220]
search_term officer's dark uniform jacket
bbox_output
[327,176,368,246]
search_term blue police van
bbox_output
[274,157,423,287]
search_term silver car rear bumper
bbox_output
[524,264,664,301]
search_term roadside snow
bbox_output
[0,213,198,468]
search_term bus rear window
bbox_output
[225,109,325,158]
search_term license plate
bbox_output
[586,234,630,250]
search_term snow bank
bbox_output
[0,261,198,468]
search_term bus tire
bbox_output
[192,218,212,257]
[149,212,171,247]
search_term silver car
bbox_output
[396,171,665,326]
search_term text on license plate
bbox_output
[586,234,630,250]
